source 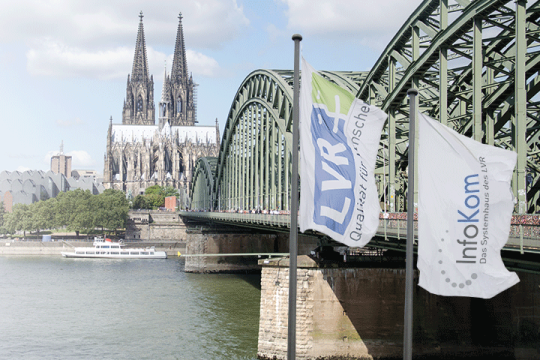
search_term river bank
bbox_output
[0,240,185,256]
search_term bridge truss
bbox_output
[191,0,540,215]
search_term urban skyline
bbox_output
[0,0,422,173]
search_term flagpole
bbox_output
[404,88,418,360]
[288,33,302,360]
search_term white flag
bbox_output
[418,112,519,298]
[299,58,387,247]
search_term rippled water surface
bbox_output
[0,256,261,359]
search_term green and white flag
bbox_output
[418,112,519,298]
[299,58,387,247]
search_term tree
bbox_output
[32,198,58,233]
[162,186,180,198]
[0,201,5,234]
[138,185,177,209]
[144,185,162,196]
[0,188,130,238]
[93,189,129,234]
[4,204,32,237]
[144,185,165,208]
[55,189,94,237]
[132,194,151,210]
[146,193,165,209]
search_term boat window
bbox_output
[150,252,154,255]
[111,252,119,255]
[121,252,129,255]
[141,252,148,255]
[86,251,95,255]
[130,252,139,255]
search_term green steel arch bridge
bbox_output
[185,0,540,269]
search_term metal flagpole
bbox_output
[404,88,418,360]
[383,142,388,239]
[288,33,302,360]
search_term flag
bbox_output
[299,58,387,247]
[417,112,519,298]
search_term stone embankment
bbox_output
[0,240,185,256]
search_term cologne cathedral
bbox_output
[103,12,220,204]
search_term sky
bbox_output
[0,0,423,174]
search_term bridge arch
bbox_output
[191,0,540,214]
[359,0,540,213]
[214,69,294,212]
[190,157,217,211]
[190,69,365,212]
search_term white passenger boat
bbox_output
[61,237,167,259]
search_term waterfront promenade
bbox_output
[0,238,185,256]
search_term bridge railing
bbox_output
[179,211,540,250]
[179,210,291,228]
[377,217,540,250]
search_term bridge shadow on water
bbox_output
[175,255,262,291]
[234,272,262,291]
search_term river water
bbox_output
[0,256,261,360]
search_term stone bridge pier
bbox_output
[257,256,540,360]
[184,231,318,273]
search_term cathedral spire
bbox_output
[171,12,188,83]
[161,60,168,103]
[159,61,170,130]
[131,11,149,83]
[123,11,155,125]
[167,12,195,126]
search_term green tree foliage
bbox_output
[55,189,94,236]
[144,185,162,196]
[3,189,130,237]
[162,186,180,198]
[133,185,178,209]
[147,193,165,209]
[132,195,151,210]
[33,198,57,232]
[4,204,32,236]
[93,189,129,233]
[0,201,5,233]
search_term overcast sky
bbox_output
[0,0,422,174]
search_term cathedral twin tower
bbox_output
[104,12,220,202]
[123,12,195,127]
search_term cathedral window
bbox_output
[137,95,143,113]
[177,100,182,114]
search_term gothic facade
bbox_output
[103,12,220,204]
